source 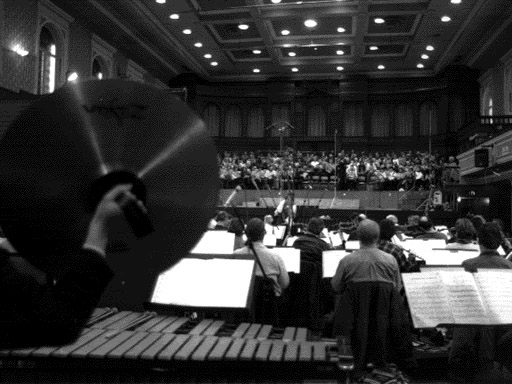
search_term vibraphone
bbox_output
[0,308,354,383]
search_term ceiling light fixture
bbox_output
[417,63,424,69]
[441,15,451,22]
[283,44,292,48]
[374,18,385,24]
[204,53,212,59]
[194,42,203,48]
[170,14,179,20]
[292,67,299,72]
[337,66,344,71]
[337,27,346,33]
[304,19,317,28]
[369,46,378,51]
[336,50,344,55]
[253,49,262,54]
[288,52,296,57]
[211,61,218,66]
[421,54,429,59]
[450,0,461,3]
[12,44,29,57]
[253,68,260,73]
[182,29,192,34]
[426,45,435,51]
[67,72,79,82]
[378,64,385,70]
[271,0,282,3]
[281,29,290,36]
[156,0,166,3]
[238,24,249,30]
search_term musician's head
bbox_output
[228,218,245,237]
[286,192,295,203]
[478,222,502,251]
[307,217,325,236]
[454,218,476,242]
[357,219,380,247]
[379,219,396,241]
[245,218,266,243]
[264,215,273,225]
[419,216,433,231]
[385,214,398,225]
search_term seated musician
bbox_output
[445,218,479,251]
[415,216,448,241]
[0,184,135,348]
[378,219,419,274]
[273,191,296,228]
[449,222,512,382]
[228,218,245,251]
[233,218,289,297]
[293,217,332,265]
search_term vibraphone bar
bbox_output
[0,308,354,383]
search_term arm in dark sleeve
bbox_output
[0,249,113,348]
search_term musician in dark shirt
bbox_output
[0,184,135,348]
[293,217,332,265]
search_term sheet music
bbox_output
[474,270,512,324]
[341,232,350,242]
[402,272,454,328]
[151,258,255,308]
[286,236,298,246]
[345,241,360,250]
[190,231,235,254]
[274,225,286,240]
[322,250,350,278]
[271,247,300,273]
[263,234,277,247]
[329,231,342,247]
[422,249,478,266]
[440,271,489,325]
[498,246,506,256]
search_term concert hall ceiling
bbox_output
[56,0,512,82]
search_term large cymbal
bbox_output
[0,80,218,305]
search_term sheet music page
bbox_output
[263,234,277,247]
[345,241,360,250]
[271,247,300,273]
[341,232,350,242]
[322,250,350,278]
[329,231,342,247]
[286,236,298,246]
[402,272,453,328]
[190,231,235,254]
[439,271,489,325]
[274,226,286,240]
[498,246,506,256]
[474,270,512,324]
[151,258,254,308]
[422,249,478,266]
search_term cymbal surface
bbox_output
[0,80,218,295]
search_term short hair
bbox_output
[454,218,476,241]
[471,215,486,232]
[216,210,228,221]
[386,215,398,225]
[228,218,245,237]
[264,215,273,224]
[357,219,380,246]
[419,216,432,230]
[379,219,396,241]
[408,215,420,226]
[357,213,367,222]
[307,217,325,236]
[245,218,266,242]
[478,222,502,250]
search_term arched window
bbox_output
[38,25,60,94]
[92,56,109,80]
[247,107,264,137]
[307,105,326,136]
[419,101,438,136]
[395,104,413,136]
[203,103,220,137]
[224,105,242,137]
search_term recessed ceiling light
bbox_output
[288,52,296,57]
[417,63,425,69]
[421,54,429,59]
[170,14,179,20]
[378,64,385,70]
[253,49,262,54]
[271,0,282,3]
[451,0,461,3]
[304,19,317,28]
[441,15,451,22]
[156,0,165,3]
[281,29,290,36]
[336,50,344,55]
[369,46,378,51]
[337,66,344,71]
[374,18,385,24]
[337,27,346,33]
[314,47,318,51]
[211,61,218,66]
[238,24,249,30]
[253,68,260,73]
[204,53,212,59]
[292,67,299,72]
[426,45,435,51]
[182,29,192,34]
[194,42,203,48]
